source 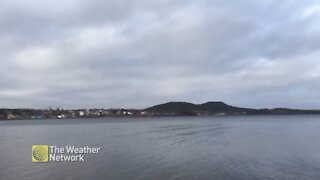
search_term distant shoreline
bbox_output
[1,101,320,120]
[1,113,320,121]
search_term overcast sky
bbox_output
[0,0,320,109]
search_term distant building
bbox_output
[7,114,16,120]
[79,111,85,117]
[140,111,147,115]
[57,114,66,119]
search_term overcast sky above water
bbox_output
[0,0,320,109]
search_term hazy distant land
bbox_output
[1,102,320,120]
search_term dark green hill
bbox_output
[145,102,197,112]
[145,101,320,116]
[145,101,249,115]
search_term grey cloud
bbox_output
[0,0,320,109]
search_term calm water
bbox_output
[1,116,320,180]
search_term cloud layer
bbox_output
[1,0,320,109]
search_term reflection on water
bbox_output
[1,116,320,180]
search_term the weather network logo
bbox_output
[32,145,49,162]
[32,144,101,162]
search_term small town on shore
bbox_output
[0,108,151,120]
